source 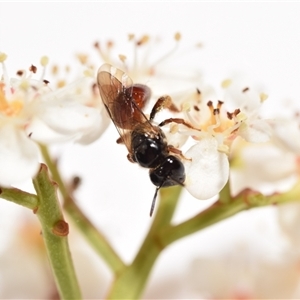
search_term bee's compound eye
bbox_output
[150,155,185,187]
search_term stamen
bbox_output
[119,54,127,63]
[170,123,178,134]
[107,40,114,49]
[40,56,49,67]
[0,53,10,86]
[211,108,221,130]
[0,53,7,63]
[39,56,49,82]
[29,65,37,74]
[235,111,247,122]
[94,41,111,63]
[128,34,135,41]
[136,35,149,46]
[129,34,138,72]
[0,83,9,111]
[19,80,30,91]
[207,100,213,108]
[234,108,241,116]
[51,65,59,76]
[57,80,66,88]
[260,92,268,102]
[227,108,240,120]
[217,100,223,109]
[227,112,233,120]
[76,54,88,65]
[150,32,181,67]
[83,69,94,77]
[16,70,24,77]
[213,108,219,115]
[65,65,70,73]
[174,32,181,41]
[221,79,232,88]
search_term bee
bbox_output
[97,63,186,216]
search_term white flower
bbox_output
[0,215,56,298]
[91,33,204,101]
[278,202,300,250]
[186,241,300,299]
[170,77,272,200]
[230,140,299,195]
[269,111,300,155]
[0,53,109,186]
[0,213,109,299]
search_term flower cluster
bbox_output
[1,33,298,204]
[0,53,109,186]
[73,33,278,202]
[157,77,273,200]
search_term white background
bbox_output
[1,2,300,298]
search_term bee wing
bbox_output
[97,63,152,152]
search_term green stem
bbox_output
[107,186,182,299]
[159,183,300,247]
[40,144,68,199]
[218,180,231,204]
[40,144,125,274]
[107,182,300,299]
[0,187,38,210]
[33,164,81,300]
[159,199,247,247]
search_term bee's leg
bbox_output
[127,153,136,163]
[116,136,123,144]
[116,131,132,144]
[158,117,199,130]
[149,95,179,121]
[167,145,191,161]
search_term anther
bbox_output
[0,52,7,62]
[217,100,223,109]
[213,108,220,115]
[174,32,181,41]
[16,70,24,76]
[29,65,37,73]
[193,105,200,112]
[137,35,149,46]
[233,108,241,116]
[119,54,127,63]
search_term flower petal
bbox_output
[75,107,110,144]
[270,119,300,154]
[39,99,100,135]
[0,125,40,186]
[25,117,74,144]
[230,142,298,195]
[239,118,272,143]
[184,137,229,199]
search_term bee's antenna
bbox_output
[150,186,160,217]
[150,177,168,217]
